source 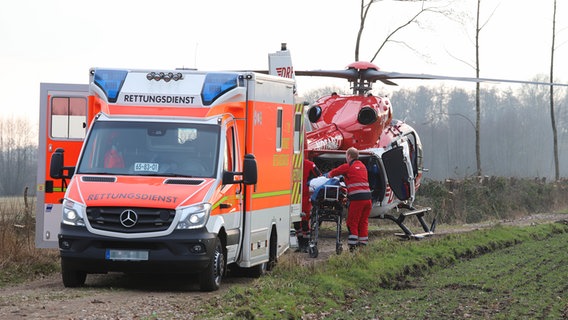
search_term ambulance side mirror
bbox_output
[50,148,65,179]
[222,171,238,185]
[50,148,75,179]
[221,154,257,185]
[242,154,257,185]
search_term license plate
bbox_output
[105,249,149,261]
[134,162,159,172]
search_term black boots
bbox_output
[295,237,309,253]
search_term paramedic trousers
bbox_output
[346,199,372,247]
[295,195,312,240]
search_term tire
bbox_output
[247,262,267,278]
[248,229,277,277]
[308,244,319,258]
[61,260,87,288]
[267,229,278,271]
[310,210,319,247]
[336,243,343,255]
[199,237,225,292]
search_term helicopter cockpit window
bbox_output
[405,133,419,178]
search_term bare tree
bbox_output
[438,0,497,177]
[300,86,348,105]
[549,0,559,181]
[355,0,452,62]
[470,0,498,177]
[355,0,373,61]
[474,0,481,177]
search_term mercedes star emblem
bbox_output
[119,209,138,228]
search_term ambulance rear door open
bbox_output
[36,83,89,248]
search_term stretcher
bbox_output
[308,178,347,258]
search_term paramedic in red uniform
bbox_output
[295,158,322,252]
[103,132,125,169]
[327,147,372,251]
[104,145,124,168]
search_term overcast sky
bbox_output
[1,0,567,124]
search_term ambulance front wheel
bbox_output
[199,237,225,292]
[61,259,87,288]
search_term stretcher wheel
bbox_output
[336,243,343,255]
[308,245,319,258]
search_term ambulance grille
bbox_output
[82,176,116,183]
[164,179,204,185]
[86,207,175,233]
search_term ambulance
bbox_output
[35,46,304,291]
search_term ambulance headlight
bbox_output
[177,203,211,229]
[62,199,86,227]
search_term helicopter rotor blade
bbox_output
[295,69,400,86]
[262,64,568,87]
[378,78,398,86]
[362,69,568,87]
[294,69,360,80]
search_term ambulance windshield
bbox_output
[77,121,220,178]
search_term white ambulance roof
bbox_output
[90,69,243,107]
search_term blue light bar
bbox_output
[201,73,238,105]
[93,69,128,103]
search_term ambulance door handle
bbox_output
[220,203,232,209]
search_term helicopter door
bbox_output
[405,132,419,178]
[366,156,387,202]
[382,146,412,201]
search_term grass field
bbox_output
[1,180,568,318]
[199,222,568,319]
[0,196,59,287]
[338,225,568,319]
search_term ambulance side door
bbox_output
[36,83,89,248]
[222,122,244,263]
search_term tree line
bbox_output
[355,0,564,179]
[0,117,37,196]
[391,83,568,180]
[1,81,566,197]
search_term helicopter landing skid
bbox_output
[379,206,437,240]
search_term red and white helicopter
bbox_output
[297,61,433,239]
[268,44,567,239]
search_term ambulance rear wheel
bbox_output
[248,262,267,278]
[267,228,278,271]
[199,237,225,292]
[61,259,87,288]
[248,228,277,277]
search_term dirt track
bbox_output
[0,213,565,320]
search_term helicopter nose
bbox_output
[357,106,377,125]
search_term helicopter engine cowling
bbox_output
[306,93,392,151]
[307,105,322,123]
[357,106,377,125]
